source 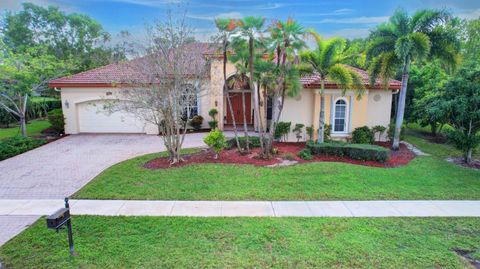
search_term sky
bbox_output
[2,0,480,42]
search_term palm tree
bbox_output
[300,32,365,143]
[236,16,266,153]
[214,18,241,151]
[366,8,459,150]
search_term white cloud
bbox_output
[310,16,389,24]
[456,8,480,19]
[0,0,77,12]
[187,11,243,21]
[254,3,288,10]
[301,8,354,16]
[100,0,178,7]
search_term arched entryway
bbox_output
[224,74,254,129]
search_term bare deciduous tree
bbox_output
[105,9,207,164]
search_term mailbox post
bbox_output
[46,197,76,256]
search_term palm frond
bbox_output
[327,64,352,94]
[390,8,410,36]
[409,32,431,59]
[366,36,396,60]
[320,37,346,70]
[410,9,451,33]
[379,51,399,89]
[348,69,366,99]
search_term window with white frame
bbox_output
[182,84,198,119]
[333,98,348,133]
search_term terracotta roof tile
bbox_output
[49,42,401,90]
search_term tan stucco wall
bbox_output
[281,89,392,142]
[60,85,211,135]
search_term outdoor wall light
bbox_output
[215,100,218,107]
[64,100,69,109]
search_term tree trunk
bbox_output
[223,38,241,151]
[393,59,410,150]
[430,122,437,137]
[241,90,250,152]
[317,80,325,143]
[19,116,27,137]
[249,36,265,155]
[465,148,473,164]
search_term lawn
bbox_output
[0,216,478,268]
[0,119,51,140]
[73,148,480,200]
[404,123,479,159]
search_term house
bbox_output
[48,43,400,141]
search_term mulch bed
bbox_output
[144,141,416,169]
[446,157,480,170]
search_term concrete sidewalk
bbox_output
[1,199,480,217]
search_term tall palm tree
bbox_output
[300,32,365,143]
[236,16,266,153]
[366,8,459,150]
[214,18,241,151]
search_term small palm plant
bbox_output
[300,32,365,143]
[366,8,459,150]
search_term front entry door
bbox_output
[226,92,251,124]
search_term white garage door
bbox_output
[77,100,145,133]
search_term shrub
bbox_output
[203,130,227,158]
[47,109,65,134]
[226,136,261,149]
[306,126,314,141]
[352,126,374,144]
[387,123,405,141]
[189,115,204,130]
[293,123,305,142]
[274,121,291,141]
[372,125,387,141]
[346,144,389,162]
[284,152,294,160]
[307,142,389,162]
[298,148,314,160]
[0,136,46,161]
[27,98,61,120]
[208,109,218,130]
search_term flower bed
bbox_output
[144,141,415,169]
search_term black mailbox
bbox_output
[46,208,71,230]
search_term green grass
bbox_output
[73,148,480,200]
[0,119,51,140]
[404,123,479,159]
[0,216,478,268]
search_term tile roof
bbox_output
[49,42,401,90]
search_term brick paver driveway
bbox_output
[0,134,207,199]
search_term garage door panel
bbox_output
[77,101,145,133]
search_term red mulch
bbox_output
[447,157,480,170]
[144,141,416,169]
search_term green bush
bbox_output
[27,98,61,120]
[306,126,314,141]
[305,124,331,141]
[274,122,291,141]
[298,148,314,160]
[203,130,227,158]
[208,120,218,129]
[307,142,389,162]
[189,115,204,131]
[0,136,46,161]
[226,136,261,149]
[372,125,387,141]
[346,144,389,162]
[352,126,374,144]
[387,123,405,141]
[293,123,305,142]
[47,109,65,134]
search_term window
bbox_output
[182,85,198,119]
[333,99,347,132]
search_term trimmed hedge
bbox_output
[47,109,65,134]
[226,136,261,149]
[307,142,389,162]
[0,136,46,161]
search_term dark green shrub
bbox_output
[306,126,314,141]
[0,136,46,161]
[47,109,65,134]
[346,144,389,162]
[226,136,261,149]
[298,148,314,160]
[274,122,291,141]
[324,124,332,141]
[387,123,405,141]
[372,125,387,141]
[189,115,204,130]
[0,109,15,128]
[307,142,389,162]
[352,126,374,144]
[293,123,305,142]
[27,98,61,120]
[208,120,218,129]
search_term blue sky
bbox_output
[2,0,480,42]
